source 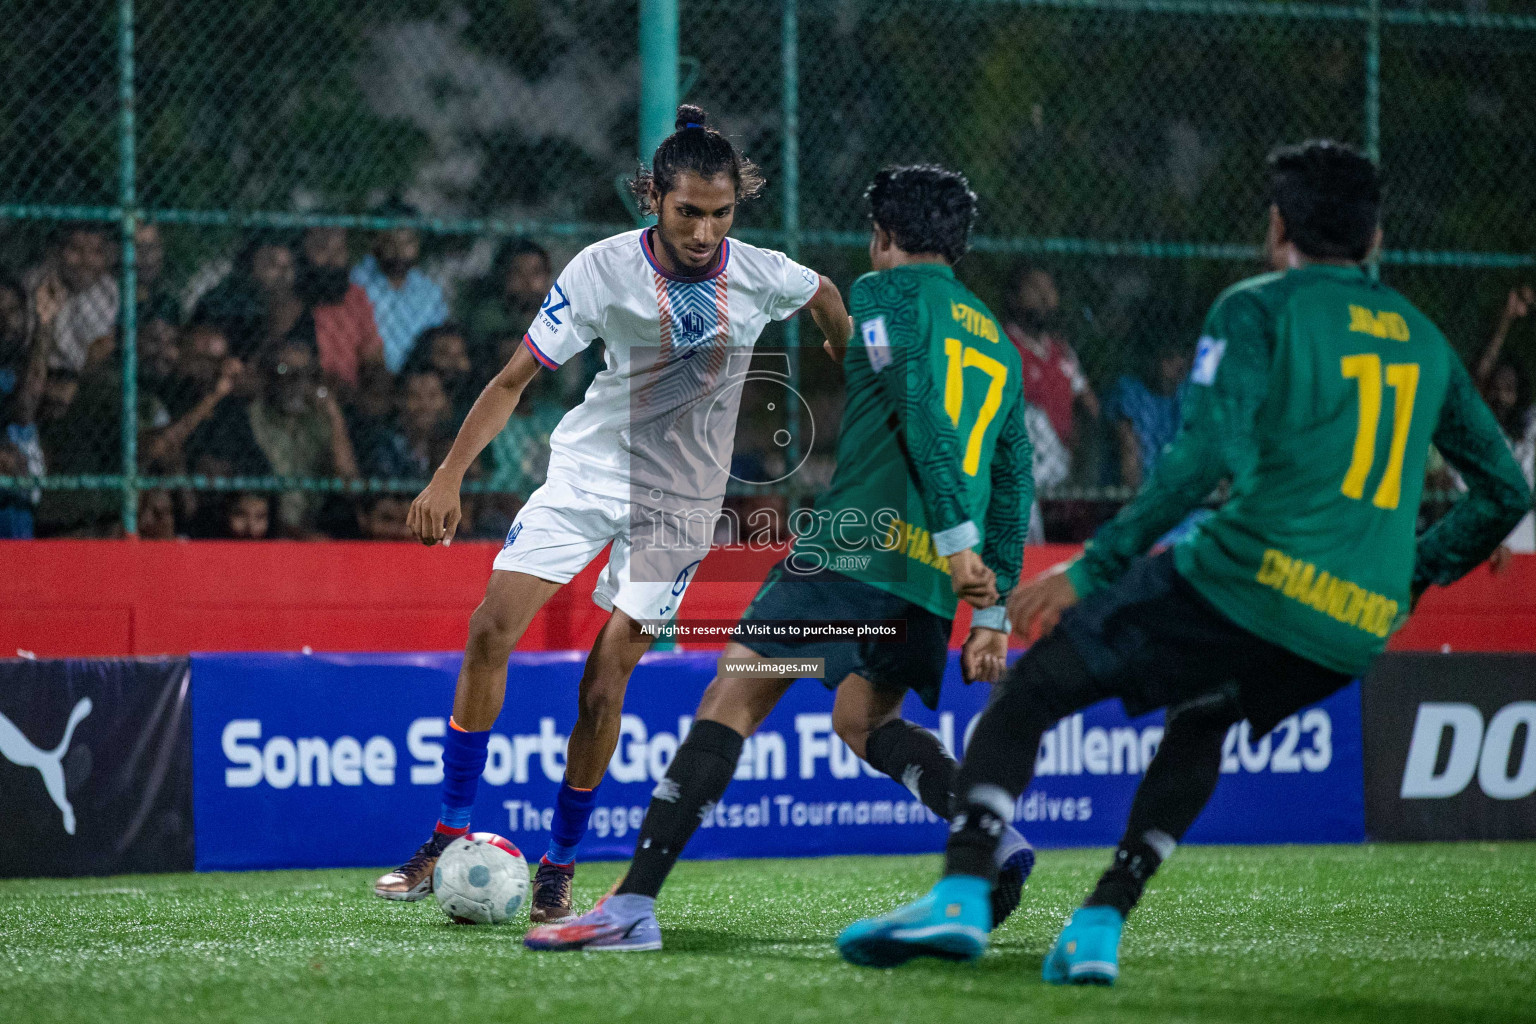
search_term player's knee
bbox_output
[466,602,519,664]
[831,705,872,757]
[576,673,628,726]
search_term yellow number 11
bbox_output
[1340,354,1419,510]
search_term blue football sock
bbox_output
[544,779,600,865]
[436,718,490,835]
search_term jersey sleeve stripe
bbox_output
[522,332,560,369]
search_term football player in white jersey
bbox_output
[372,104,852,922]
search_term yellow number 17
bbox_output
[1340,354,1419,510]
[943,337,1009,476]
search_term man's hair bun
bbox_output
[675,104,709,131]
[632,104,764,214]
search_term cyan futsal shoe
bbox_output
[1042,905,1124,985]
[836,875,992,968]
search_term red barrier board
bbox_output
[1,539,1532,657]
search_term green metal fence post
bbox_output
[639,0,679,165]
[640,0,678,654]
[1365,0,1382,281]
[118,0,139,534]
[782,0,802,470]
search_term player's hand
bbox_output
[1008,562,1079,640]
[961,626,1009,684]
[408,470,462,547]
[948,548,998,609]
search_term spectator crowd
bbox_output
[0,222,1531,551]
[0,216,577,540]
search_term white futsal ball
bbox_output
[433,832,530,924]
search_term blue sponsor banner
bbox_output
[190,651,1363,871]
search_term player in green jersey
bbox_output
[524,165,1037,953]
[837,141,1532,980]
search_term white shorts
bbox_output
[491,477,713,622]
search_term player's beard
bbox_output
[654,226,719,275]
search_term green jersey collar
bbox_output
[890,262,956,280]
[1288,261,1372,283]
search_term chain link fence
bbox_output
[1,0,1533,540]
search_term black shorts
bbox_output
[1056,550,1353,736]
[732,561,953,709]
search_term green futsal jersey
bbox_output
[789,264,1034,620]
[1067,262,1531,675]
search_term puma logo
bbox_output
[0,698,93,835]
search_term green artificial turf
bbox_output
[2,844,1533,1024]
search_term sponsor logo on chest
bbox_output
[657,275,730,361]
[677,310,709,346]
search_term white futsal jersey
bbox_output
[522,229,821,508]
[495,228,820,622]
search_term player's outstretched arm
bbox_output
[408,343,543,546]
[803,274,852,362]
[1412,357,1532,596]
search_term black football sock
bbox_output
[1085,692,1239,917]
[1082,835,1170,919]
[864,718,957,820]
[946,637,1103,882]
[616,719,744,898]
